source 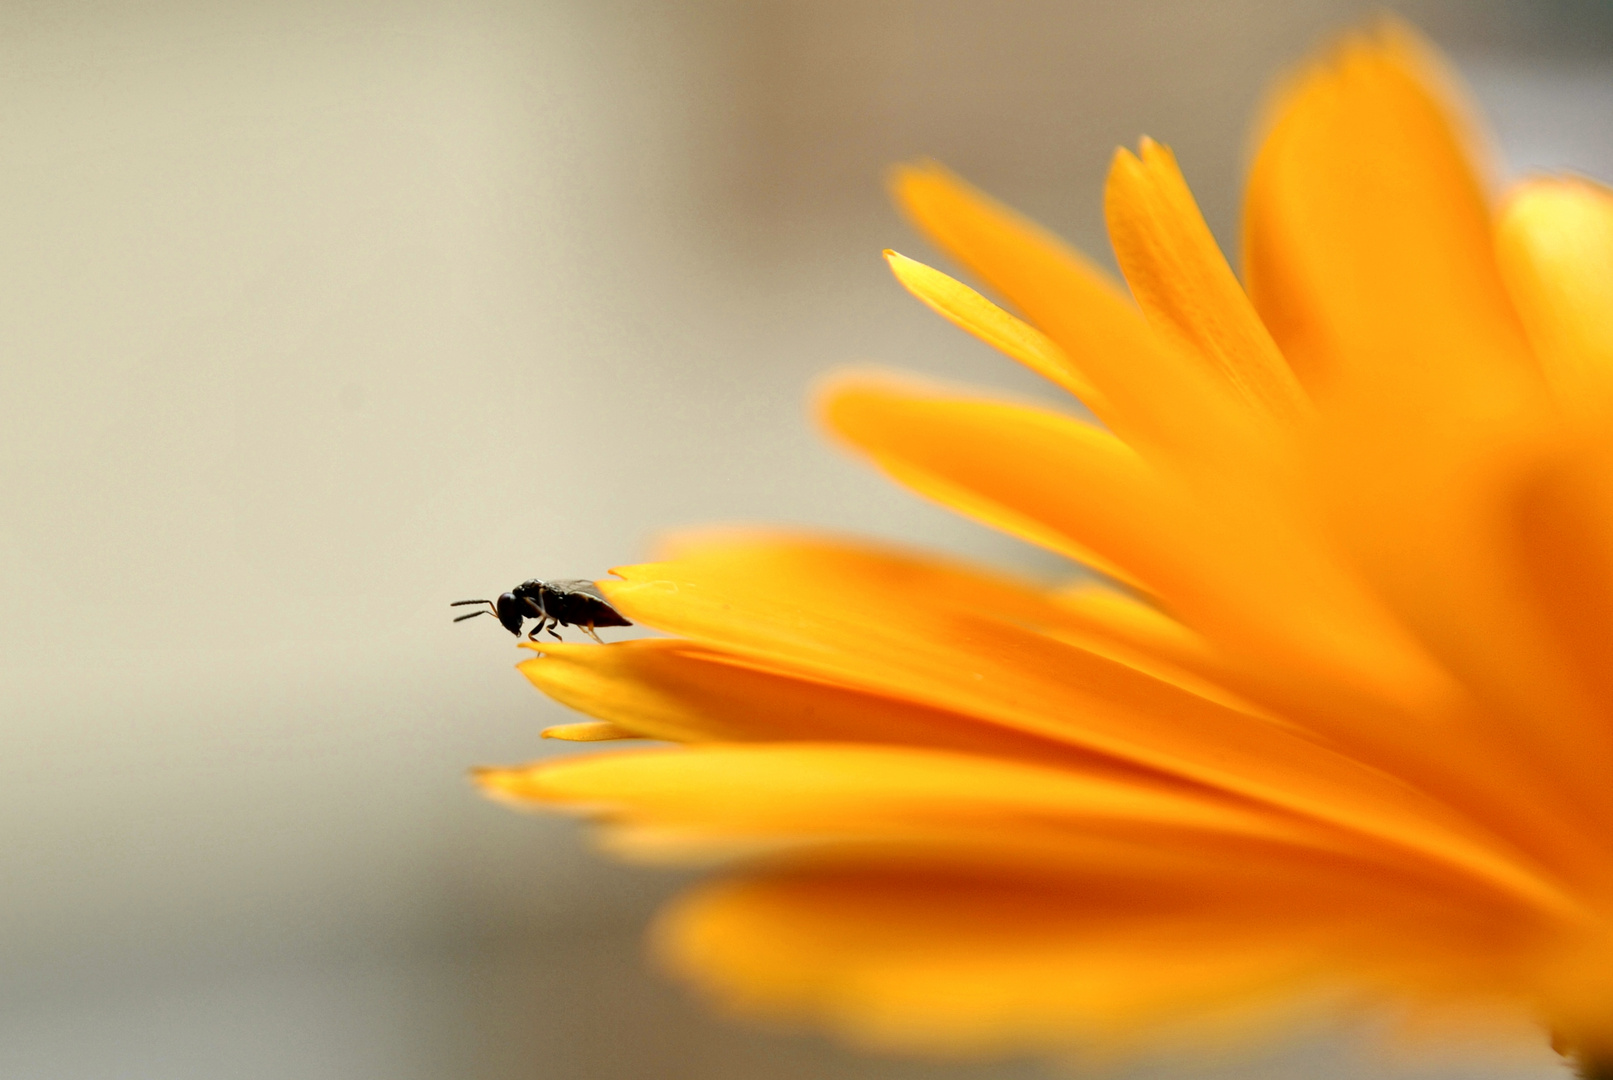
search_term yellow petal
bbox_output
[540,720,642,742]
[1104,138,1310,426]
[519,638,1107,764]
[653,869,1532,1056]
[478,741,1540,911]
[1496,177,1613,419]
[600,534,1575,915]
[891,160,1264,465]
[882,249,1104,406]
[477,742,1334,853]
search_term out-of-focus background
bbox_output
[2,2,1610,1077]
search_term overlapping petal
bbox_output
[518,637,1119,764]
[477,742,1335,855]
[819,375,1443,729]
[890,160,1263,469]
[1105,137,1309,427]
[818,378,1600,874]
[882,249,1102,404]
[1244,23,1613,846]
[593,533,1576,914]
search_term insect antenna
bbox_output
[450,598,499,623]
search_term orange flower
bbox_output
[475,23,1613,1070]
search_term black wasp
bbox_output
[451,579,631,643]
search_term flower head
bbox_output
[476,22,1613,1069]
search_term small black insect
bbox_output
[451,579,631,643]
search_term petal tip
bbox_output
[542,721,642,742]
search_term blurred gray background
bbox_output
[1,2,1609,1077]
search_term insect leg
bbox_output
[546,622,563,641]
[519,598,544,639]
[582,623,604,644]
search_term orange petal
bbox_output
[1506,441,1613,789]
[1242,21,1532,399]
[1236,24,1613,853]
[829,378,1602,882]
[821,375,1158,588]
[1496,177,1613,419]
[653,869,1532,1056]
[882,249,1103,406]
[1049,582,1212,670]
[1104,138,1309,426]
[1044,582,1262,717]
[821,376,1455,740]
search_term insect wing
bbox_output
[545,578,605,600]
[547,579,632,627]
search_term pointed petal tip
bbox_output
[543,721,643,742]
[1104,148,1142,200]
[873,250,1102,403]
[880,248,923,281]
[1104,122,1310,425]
